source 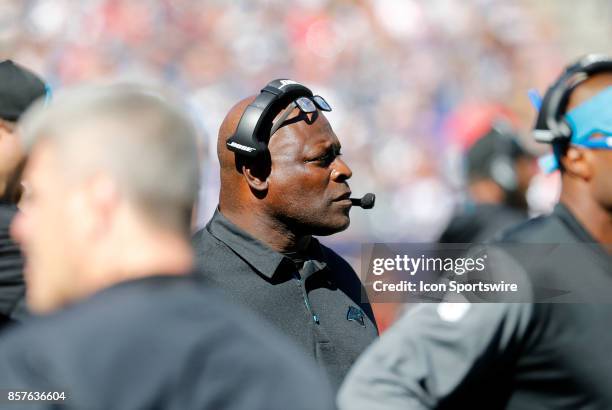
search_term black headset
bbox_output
[226,79,315,157]
[534,54,612,144]
[489,123,522,193]
[468,121,524,193]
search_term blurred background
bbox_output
[1,0,611,275]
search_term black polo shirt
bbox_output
[0,275,335,410]
[0,203,26,332]
[192,209,378,390]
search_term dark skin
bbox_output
[559,73,612,247]
[218,96,353,254]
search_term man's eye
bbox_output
[309,152,334,163]
[306,148,341,164]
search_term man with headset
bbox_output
[338,54,612,409]
[193,79,378,390]
[0,85,335,409]
[440,123,536,243]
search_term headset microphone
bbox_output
[350,193,376,209]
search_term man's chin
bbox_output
[310,217,350,236]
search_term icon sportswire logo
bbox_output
[227,141,256,152]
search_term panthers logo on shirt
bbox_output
[347,306,365,327]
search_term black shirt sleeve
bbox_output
[338,302,534,410]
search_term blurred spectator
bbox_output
[0,60,46,331]
[439,121,537,243]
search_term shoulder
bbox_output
[496,212,564,243]
[192,224,219,254]
[191,223,242,263]
[441,205,526,243]
[0,279,316,374]
[0,277,222,347]
[191,225,243,275]
[0,277,254,354]
[397,302,535,335]
[319,243,357,276]
[338,302,537,410]
[365,302,538,373]
[0,276,334,409]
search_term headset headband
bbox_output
[226,79,313,157]
[534,54,612,144]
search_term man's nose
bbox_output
[331,157,353,182]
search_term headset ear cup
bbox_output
[490,156,518,193]
[557,118,573,140]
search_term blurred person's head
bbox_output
[217,83,353,251]
[466,124,536,211]
[12,84,200,314]
[0,60,47,204]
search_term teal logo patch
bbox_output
[347,306,365,327]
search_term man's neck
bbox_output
[86,229,194,298]
[220,206,311,254]
[118,233,194,278]
[560,189,612,246]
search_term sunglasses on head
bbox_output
[565,86,612,150]
[571,135,612,150]
[270,95,331,136]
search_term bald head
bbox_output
[567,73,612,111]
[217,94,312,205]
[218,96,256,174]
[216,91,354,240]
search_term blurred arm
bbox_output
[337,302,533,410]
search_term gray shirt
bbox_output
[0,275,336,410]
[339,205,612,409]
[192,209,378,390]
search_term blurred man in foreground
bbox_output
[193,79,377,389]
[338,55,612,409]
[0,85,334,410]
[440,123,536,243]
[0,61,47,330]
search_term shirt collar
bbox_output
[206,209,327,279]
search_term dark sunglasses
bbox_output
[270,95,331,136]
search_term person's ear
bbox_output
[0,119,15,138]
[242,164,269,192]
[561,146,592,181]
[83,174,120,237]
